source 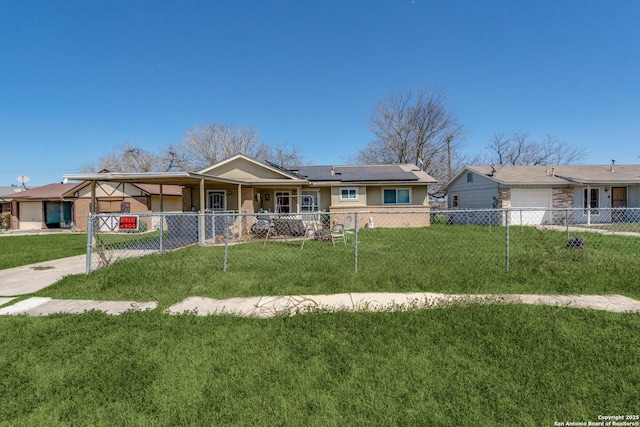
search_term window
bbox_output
[383,188,410,205]
[467,173,473,183]
[340,188,358,200]
[301,190,319,212]
[452,194,459,208]
[583,188,599,214]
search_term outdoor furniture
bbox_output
[343,216,357,243]
[330,223,346,246]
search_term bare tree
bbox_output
[82,122,305,174]
[264,142,305,167]
[80,141,160,173]
[357,87,466,192]
[486,132,586,166]
[168,122,304,170]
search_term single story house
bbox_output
[9,181,182,231]
[1,185,23,216]
[444,164,640,225]
[63,154,437,231]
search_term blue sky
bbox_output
[1,0,639,186]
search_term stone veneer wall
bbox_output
[498,188,511,208]
[552,187,574,224]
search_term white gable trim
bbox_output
[198,154,304,181]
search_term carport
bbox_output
[62,171,244,246]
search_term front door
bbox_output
[274,191,290,213]
[207,191,226,211]
[611,187,627,222]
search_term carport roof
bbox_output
[61,171,244,187]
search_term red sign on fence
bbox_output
[118,215,139,231]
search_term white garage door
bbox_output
[19,201,43,230]
[510,188,552,225]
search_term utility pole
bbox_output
[446,134,453,182]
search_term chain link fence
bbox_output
[85,208,640,274]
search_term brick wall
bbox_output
[328,206,431,228]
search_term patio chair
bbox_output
[343,216,357,243]
[330,223,346,246]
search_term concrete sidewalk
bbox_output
[2,256,640,317]
[1,292,640,317]
[164,293,640,318]
[0,297,157,316]
[0,255,86,296]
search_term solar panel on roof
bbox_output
[290,165,420,182]
[336,166,418,181]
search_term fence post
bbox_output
[505,208,510,272]
[223,213,229,272]
[159,213,164,253]
[354,212,358,272]
[565,209,569,239]
[86,213,93,275]
[211,211,216,241]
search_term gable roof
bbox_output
[289,164,437,184]
[10,183,79,201]
[198,154,307,182]
[445,164,640,190]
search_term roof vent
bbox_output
[611,159,615,172]
[331,166,335,176]
[551,167,555,177]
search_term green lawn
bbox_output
[1,305,639,426]
[37,225,640,308]
[0,233,87,270]
[2,226,640,425]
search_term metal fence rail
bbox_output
[85,208,640,274]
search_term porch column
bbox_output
[586,185,591,225]
[296,186,302,213]
[199,179,205,245]
[159,184,164,212]
[237,183,242,238]
[90,180,96,214]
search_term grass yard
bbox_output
[38,225,640,308]
[2,226,640,425]
[0,233,87,270]
[1,305,639,426]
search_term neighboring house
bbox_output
[0,185,25,229]
[9,181,183,231]
[9,183,77,230]
[1,186,20,216]
[63,154,437,228]
[444,164,640,225]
